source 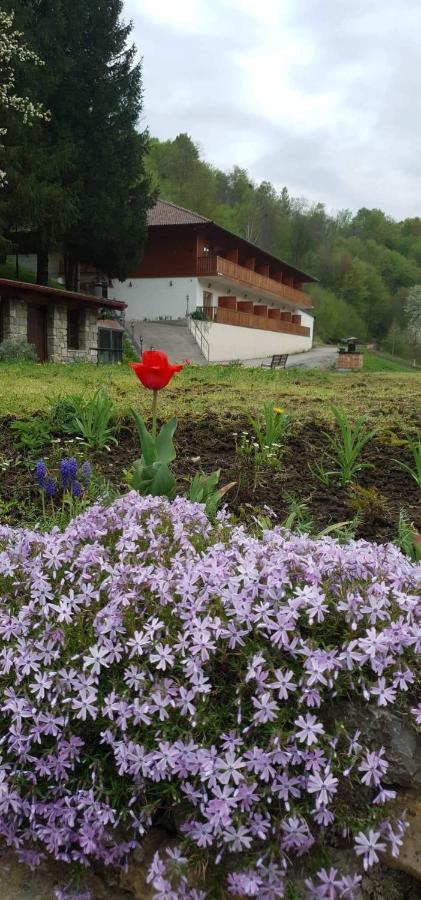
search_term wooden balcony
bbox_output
[197,255,312,308]
[194,306,310,337]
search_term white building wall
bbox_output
[193,320,313,362]
[110,277,203,320]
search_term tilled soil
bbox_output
[1,416,419,542]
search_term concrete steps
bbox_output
[128,319,207,364]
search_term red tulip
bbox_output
[130,350,184,391]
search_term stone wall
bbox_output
[2,298,28,341]
[47,304,98,363]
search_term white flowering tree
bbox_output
[405,284,421,346]
[0,8,47,185]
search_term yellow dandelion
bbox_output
[273,407,284,414]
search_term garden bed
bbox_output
[1,415,419,543]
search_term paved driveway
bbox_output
[242,346,337,369]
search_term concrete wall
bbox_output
[110,277,203,321]
[194,320,313,362]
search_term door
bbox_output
[27,305,47,361]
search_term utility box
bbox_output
[337,336,363,370]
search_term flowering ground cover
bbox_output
[0,492,420,898]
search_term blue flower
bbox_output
[68,457,78,482]
[35,459,47,489]
[72,480,82,499]
[81,461,91,484]
[60,458,70,488]
[45,478,56,499]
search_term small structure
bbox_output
[0,278,126,363]
[337,337,363,370]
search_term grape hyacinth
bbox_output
[0,493,419,898]
[35,459,47,488]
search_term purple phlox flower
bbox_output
[373,787,396,805]
[304,866,343,898]
[269,668,297,699]
[370,677,397,706]
[358,747,388,787]
[347,730,361,755]
[392,668,414,691]
[72,480,82,499]
[227,869,262,897]
[295,714,325,746]
[281,815,314,855]
[307,768,338,807]
[150,643,175,671]
[354,829,386,869]
[216,750,245,785]
[35,459,47,488]
[312,805,335,827]
[384,818,408,857]
[223,823,253,851]
[252,692,279,725]
[205,783,237,828]
[411,704,421,725]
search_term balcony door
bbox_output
[27,304,47,361]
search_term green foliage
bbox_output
[249,403,291,451]
[188,470,222,518]
[396,510,421,562]
[393,432,421,488]
[53,388,118,449]
[129,410,177,498]
[325,406,378,486]
[11,416,51,456]
[0,338,37,361]
[309,286,367,344]
[2,0,154,285]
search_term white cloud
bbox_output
[125,0,421,218]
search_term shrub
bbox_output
[0,338,37,361]
[0,495,419,897]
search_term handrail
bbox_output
[197,255,311,308]
[188,314,210,361]
[192,306,310,338]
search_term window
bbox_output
[67,310,80,349]
[98,327,123,363]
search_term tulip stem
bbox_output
[151,389,158,439]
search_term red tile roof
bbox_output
[147,199,211,227]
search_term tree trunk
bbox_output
[36,239,49,286]
[64,251,79,291]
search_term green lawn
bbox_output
[363,350,419,372]
[0,360,419,427]
[0,261,63,290]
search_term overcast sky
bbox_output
[125,0,421,219]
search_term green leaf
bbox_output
[155,418,177,464]
[131,409,156,466]
[130,459,176,498]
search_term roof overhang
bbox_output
[0,278,126,311]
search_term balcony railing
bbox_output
[196,255,311,307]
[192,307,310,338]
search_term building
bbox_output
[0,278,126,363]
[110,200,317,362]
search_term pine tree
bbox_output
[3,0,153,285]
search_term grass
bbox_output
[363,350,419,372]
[0,361,419,427]
[0,261,64,290]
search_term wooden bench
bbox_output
[260,354,288,369]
